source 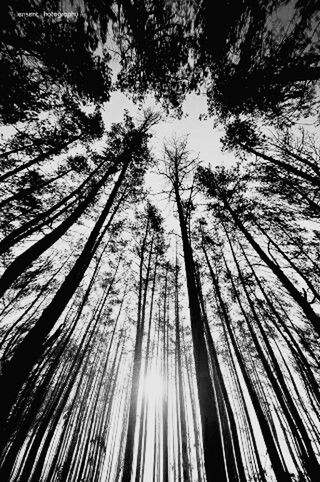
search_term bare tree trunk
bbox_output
[203,243,291,481]
[173,174,228,481]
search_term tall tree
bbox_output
[0,112,158,433]
[122,202,164,482]
[162,137,246,481]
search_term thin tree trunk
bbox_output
[221,195,320,337]
[173,175,228,481]
[0,157,130,429]
[202,244,291,481]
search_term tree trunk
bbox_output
[0,159,118,298]
[0,157,130,429]
[174,177,228,482]
[203,244,291,481]
[222,196,320,337]
[122,218,151,482]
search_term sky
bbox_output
[102,91,235,167]
[102,90,237,233]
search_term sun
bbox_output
[142,367,164,401]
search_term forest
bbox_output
[0,1,320,481]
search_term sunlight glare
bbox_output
[143,368,164,402]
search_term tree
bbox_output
[0,1,112,123]
[0,112,158,433]
[197,162,320,479]
[122,202,164,482]
[162,137,246,481]
[197,165,320,338]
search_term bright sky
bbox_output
[102,91,235,166]
[102,90,236,233]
